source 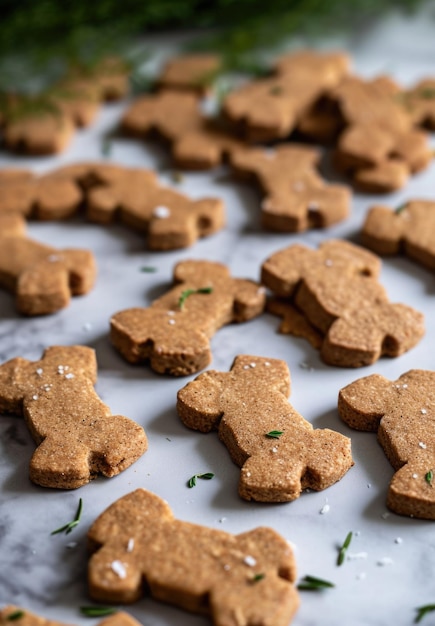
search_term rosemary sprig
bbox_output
[140,266,157,273]
[188,472,215,488]
[337,531,352,566]
[425,470,433,487]
[297,575,335,591]
[80,607,117,618]
[6,611,25,621]
[51,498,83,535]
[178,287,213,310]
[415,604,435,623]
[265,430,284,439]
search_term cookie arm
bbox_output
[362,205,405,255]
[177,371,226,432]
[338,373,396,431]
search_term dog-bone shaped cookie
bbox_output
[0,346,147,489]
[178,355,353,502]
[339,370,435,519]
[111,260,266,376]
[0,606,141,626]
[88,488,299,625]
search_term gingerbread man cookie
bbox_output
[361,200,435,272]
[0,346,147,489]
[157,53,222,93]
[339,370,435,520]
[231,144,350,231]
[262,239,425,367]
[3,111,75,155]
[88,488,299,625]
[178,355,353,502]
[111,260,266,376]
[0,213,95,315]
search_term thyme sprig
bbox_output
[337,531,352,566]
[266,430,284,439]
[415,604,435,623]
[6,612,25,621]
[188,472,215,488]
[178,287,213,310]
[297,575,335,591]
[51,498,83,535]
[80,607,117,618]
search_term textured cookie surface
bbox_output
[88,488,299,625]
[362,200,435,271]
[3,113,75,155]
[111,260,266,376]
[339,370,435,519]
[262,239,425,367]
[0,346,147,488]
[0,213,95,315]
[0,606,140,626]
[158,54,221,93]
[231,144,350,232]
[177,355,353,502]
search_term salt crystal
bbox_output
[377,557,393,566]
[127,538,135,553]
[244,555,257,567]
[153,206,171,219]
[419,442,427,449]
[320,504,330,515]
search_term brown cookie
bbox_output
[399,79,435,130]
[0,345,147,489]
[0,170,83,219]
[262,239,425,367]
[339,369,435,520]
[223,50,350,142]
[111,260,266,376]
[65,57,130,102]
[3,112,75,155]
[50,79,101,127]
[87,488,299,625]
[0,213,95,315]
[362,200,435,271]
[178,355,353,502]
[158,53,222,93]
[121,90,245,169]
[231,144,350,232]
[330,76,432,191]
[0,606,140,626]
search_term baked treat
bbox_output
[0,170,82,219]
[399,78,435,130]
[339,369,435,520]
[0,163,224,250]
[158,53,222,93]
[361,200,435,271]
[88,488,299,625]
[0,213,95,315]
[0,606,140,626]
[330,76,432,192]
[111,260,266,376]
[3,111,75,155]
[222,50,350,142]
[262,239,425,367]
[0,345,147,489]
[231,143,350,232]
[177,355,353,502]
[121,90,244,169]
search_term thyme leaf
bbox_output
[337,531,352,566]
[51,498,83,535]
[188,472,215,488]
[265,430,284,439]
[80,607,117,618]
[178,287,213,310]
[415,604,435,623]
[425,470,433,487]
[297,575,335,591]
[6,612,25,621]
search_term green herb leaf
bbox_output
[51,498,83,535]
[425,470,433,487]
[251,573,265,583]
[415,604,435,623]
[266,430,284,439]
[6,611,25,621]
[269,85,283,95]
[171,171,184,184]
[178,287,213,310]
[297,575,335,591]
[395,203,407,214]
[80,607,117,618]
[139,266,157,273]
[101,138,112,158]
[188,472,215,488]
[419,88,435,99]
[337,531,352,566]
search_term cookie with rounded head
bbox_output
[178,355,353,502]
[231,144,350,232]
[158,53,222,94]
[88,488,299,625]
[0,345,147,489]
[0,606,140,626]
[262,239,425,367]
[4,113,75,155]
[399,78,435,130]
[339,369,435,519]
[111,260,266,376]
[0,170,83,219]
[121,90,244,169]
[362,200,435,271]
[0,213,95,315]
[223,50,349,143]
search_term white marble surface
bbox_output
[1,9,435,626]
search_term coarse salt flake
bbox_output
[320,504,330,515]
[421,409,427,415]
[377,557,393,566]
[412,473,418,479]
[153,205,171,219]
[65,373,74,379]
[111,560,127,579]
[244,555,257,567]
[249,362,256,368]
[32,395,38,400]
[168,319,176,325]
[395,537,403,544]
[381,512,390,519]
[419,442,427,449]
[272,447,278,453]
[127,538,135,552]
[36,368,43,376]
